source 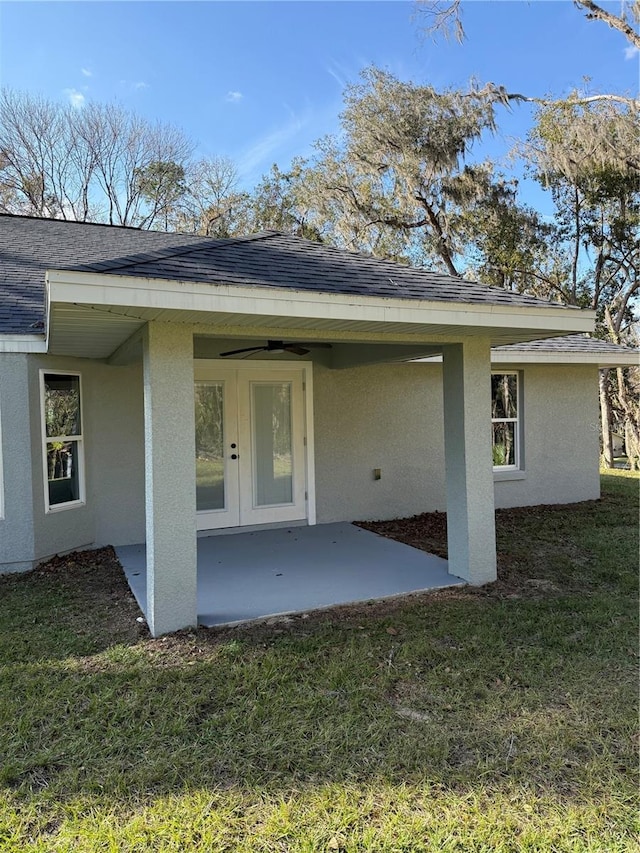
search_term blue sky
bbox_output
[0,0,637,206]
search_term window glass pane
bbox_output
[491,374,517,419]
[44,374,80,437]
[252,382,293,506]
[195,382,225,512]
[47,440,80,505]
[492,422,516,467]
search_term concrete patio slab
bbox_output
[116,522,464,628]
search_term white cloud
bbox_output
[81,68,92,77]
[64,88,85,109]
[238,112,307,177]
[119,80,150,92]
[624,45,639,60]
[225,90,243,103]
[326,66,346,89]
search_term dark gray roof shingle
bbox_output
[0,215,209,335]
[495,335,638,355]
[1,213,578,336]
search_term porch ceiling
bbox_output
[46,302,592,360]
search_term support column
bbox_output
[143,321,197,636]
[442,339,497,585]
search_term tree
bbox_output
[135,160,187,231]
[456,173,562,297]
[521,98,640,467]
[0,89,193,228]
[284,67,505,274]
[248,161,323,241]
[418,0,640,50]
[177,156,253,237]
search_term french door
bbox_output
[194,363,310,530]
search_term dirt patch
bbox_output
[356,501,602,600]
[12,497,603,647]
[13,546,148,644]
[357,511,448,559]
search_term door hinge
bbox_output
[305,491,308,500]
[303,435,307,446]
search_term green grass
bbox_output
[196,456,224,489]
[0,473,638,851]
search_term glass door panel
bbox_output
[238,369,306,526]
[252,382,293,506]
[194,363,308,530]
[195,382,225,512]
[194,371,240,530]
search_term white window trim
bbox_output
[39,370,86,513]
[491,370,522,473]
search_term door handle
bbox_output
[230,453,238,460]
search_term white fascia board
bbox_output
[0,334,48,353]
[417,350,639,367]
[491,350,639,367]
[46,269,595,335]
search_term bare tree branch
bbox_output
[417,0,640,49]
[575,0,640,49]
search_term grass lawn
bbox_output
[0,473,638,851]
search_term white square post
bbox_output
[442,339,497,585]
[143,321,197,636]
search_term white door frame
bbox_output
[193,359,316,530]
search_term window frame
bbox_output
[491,371,521,472]
[39,370,86,513]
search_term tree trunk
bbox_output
[616,367,640,471]
[599,369,614,468]
[624,420,639,471]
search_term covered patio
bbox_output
[116,523,463,627]
[42,229,594,636]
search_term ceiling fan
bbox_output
[219,340,333,358]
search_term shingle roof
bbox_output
[0,215,208,335]
[1,213,579,336]
[495,335,638,355]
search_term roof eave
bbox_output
[44,269,595,360]
[46,269,594,327]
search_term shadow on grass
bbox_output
[0,475,637,805]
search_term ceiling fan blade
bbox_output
[289,342,333,349]
[284,345,309,356]
[219,345,266,357]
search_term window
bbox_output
[491,372,520,469]
[40,372,85,510]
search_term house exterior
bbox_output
[1,214,637,635]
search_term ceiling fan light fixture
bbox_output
[218,340,332,358]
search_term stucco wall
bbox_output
[493,363,601,508]
[0,350,602,572]
[313,362,446,522]
[0,355,36,571]
[89,361,145,545]
[0,355,146,571]
[313,361,601,522]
